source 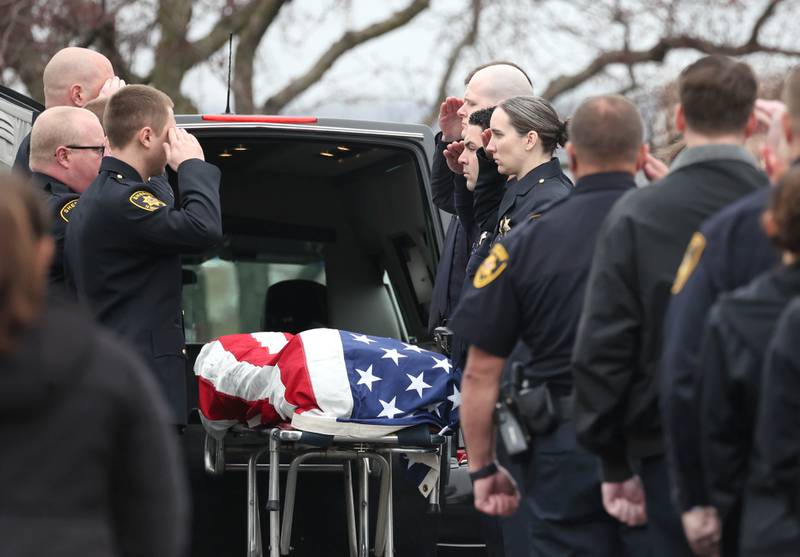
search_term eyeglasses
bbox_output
[64,145,105,155]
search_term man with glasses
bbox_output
[28,106,105,289]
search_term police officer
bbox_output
[697,166,800,556]
[572,56,764,557]
[27,106,106,289]
[451,95,651,555]
[13,47,121,177]
[749,296,800,556]
[429,62,533,334]
[64,84,222,424]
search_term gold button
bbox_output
[538,178,544,184]
[181,347,187,356]
[117,174,123,180]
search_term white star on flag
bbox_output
[405,372,432,397]
[381,348,407,366]
[351,334,375,345]
[432,356,453,374]
[425,401,443,417]
[377,396,403,419]
[355,365,381,391]
[402,343,424,353]
[447,385,461,410]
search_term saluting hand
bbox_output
[472,466,520,517]
[98,76,126,98]
[164,128,205,171]
[438,97,465,142]
[443,141,465,175]
[481,128,494,160]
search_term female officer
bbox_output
[485,95,572,241]
[0,174,188,557]
[699,165,800,556]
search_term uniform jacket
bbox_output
[64,156,222,423]
[13,131,31,177]
[0,299,188,557]
[573,144,766,481]
[700,263,800,554]
[741,298,800,556]
[428,133,470,332]
[661,186,775,511]
[31,171,81,289]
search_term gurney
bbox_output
[195,329,459,556]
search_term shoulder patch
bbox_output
[473,243,510,289]
[59,199,78,223]
[671,232,706,294]
[129,190,167,212]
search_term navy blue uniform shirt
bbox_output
[661,186,777,511]
[31,171,80,288]
[64,155,222,423]
[450,172,635,390]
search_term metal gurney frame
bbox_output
[203,424,446,557]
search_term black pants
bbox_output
[638,454,694,557]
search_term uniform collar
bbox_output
[513,157,563,189]
[573,171,636,195]
[670,144,756,172]
[100,156,144,183]
[30,171,71,196]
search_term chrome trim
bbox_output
[178,121,425,140]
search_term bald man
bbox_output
[14,47,119,177]
[29,106,105,287]
[427,61,534,557]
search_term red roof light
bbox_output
[201,115,318,124]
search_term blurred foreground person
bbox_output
[453,95,652,556]
[14,47,122,176]
[700,166,800,556]
[572,55,762,557]
[0,174,188,557]
[28,106,106,288]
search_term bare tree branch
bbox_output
[261,0,430,113]
[232,0,286,113]
[423,0,481,125]
[542,0,795,101]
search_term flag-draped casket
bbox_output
[195,328,460,439]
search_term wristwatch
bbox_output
[468,461,498,483]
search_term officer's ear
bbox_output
[565,142,578,175]
[675,104,686,134]
[69,83,84,107]
[782,111,794,145]
[138,126,154,149]
[525,130,539,152]
[634,143,649,172]
[54,145,70,167]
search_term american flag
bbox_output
[195,328,460,438]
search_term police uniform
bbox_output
[572,145,766,557]
[742,298,800,556]
[30,171,80,289]
[698,262,800,555]
[450,172,648,556]
[64,156,222,424]
[660,187,776,523]
[463,157,571,283]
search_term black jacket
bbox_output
[700,264,800,554]
[428,133,470,331]
[31,172,81,289]
[13,131,31,177]
[65,156,222,423]
[661,187,776,511]
[0,300,188,557]
[740,297,800,556]
[572,146,766,481]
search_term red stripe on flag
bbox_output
[217,333,286,367]
[198,376,282,426]
[278,336,319,414]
